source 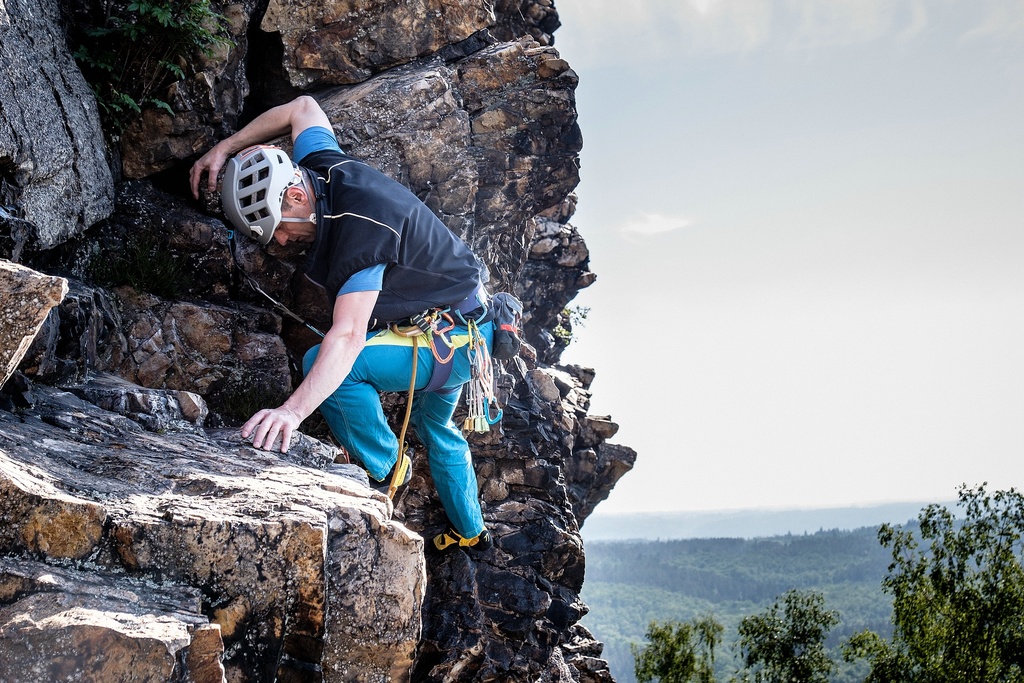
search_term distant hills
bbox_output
[580,525,898,683]
[580,501,953,541]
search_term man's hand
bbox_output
[237,292,377,454]
[189,95,334,201]
[241,405,303,453]
[189,144,230,200]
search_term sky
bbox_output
[551,0,1024,513]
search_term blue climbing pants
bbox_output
[303,321,493,539]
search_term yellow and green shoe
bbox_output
[432,527,492,553]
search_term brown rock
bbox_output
[117,0,262,178]
[112,288,291,420]
[66,372,209,434]
[18,279,128,386]
[0,383,425,681]
[0,260,67,388]
[263,0,494,88]
[493,0,561,45]
[0,558,224,683]
[309,37,581,297]
[517,205,596,365]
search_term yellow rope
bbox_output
[388,335,417,500]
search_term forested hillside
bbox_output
[581,527,897,683]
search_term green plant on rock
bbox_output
[69,0,229,136]
[552,304,590,345]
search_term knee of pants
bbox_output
[302,344,321,376]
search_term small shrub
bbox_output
[68,0,229,136]
[553,304,590,345]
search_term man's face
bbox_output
[273,221,316,246]
[273,185,317,245]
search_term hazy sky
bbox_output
[552,0,1024,513]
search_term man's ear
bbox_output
[285,186,307,205]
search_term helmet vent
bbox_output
[222,144,296,245]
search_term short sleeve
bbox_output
[337,263,386,296]
[294,126,342,163]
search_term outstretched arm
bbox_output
[189,95,333,199]
[241,289,378,453]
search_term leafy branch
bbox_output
[69,0,229,136]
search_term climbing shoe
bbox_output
[368,452,412,498]
[432,527,492,553]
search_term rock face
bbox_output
[0,0,637,680]
[262,0,494,89]
[0,0,114,251]
[0,558,226,683]
[115,0,263,179]
[0,383,424,681]
[517,198,598,365]
[0,260,68,388]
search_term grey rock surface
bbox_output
[0,0,114,250]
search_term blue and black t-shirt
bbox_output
[294,127,484,324]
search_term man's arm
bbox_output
[189,95,333,199]
[241,289,378,453]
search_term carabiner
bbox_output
[485,397,503,424]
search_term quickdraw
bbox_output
[463,319,502,433]
[390,309,457,364]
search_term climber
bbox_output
[189,95,492,553]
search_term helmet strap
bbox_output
[279,169,317,224]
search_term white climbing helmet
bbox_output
[221,145,303,245]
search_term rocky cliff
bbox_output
[0,0,636,681]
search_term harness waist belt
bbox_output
[368,281,488,331]
[451,282,488,319]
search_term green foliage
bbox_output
[844,485,1024,683]
[581,529,894,683]
[633,616,724,683]
[737,590,839,683]
[552,304,589,345]
[89,232,191,299]
[69,0,228,135]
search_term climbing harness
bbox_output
[374,295,504,500]
[382,307,460,500]
[389,302,502,434]
[226,231,326,338]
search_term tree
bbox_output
[632,615,724,683]
[737,589,839,683]
[844,484,1024,683]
